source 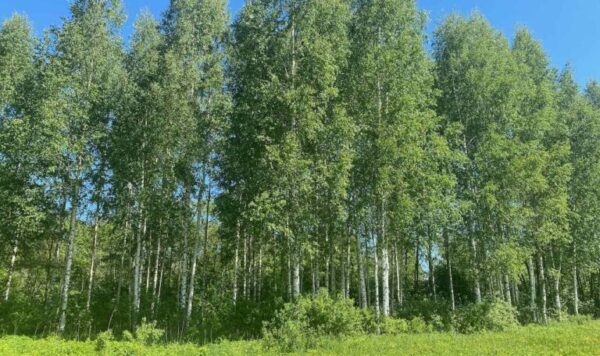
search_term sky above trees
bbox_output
[1,0,598,86]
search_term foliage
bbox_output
[135,319,165,346]
[408,316,434,334]
[380,317,408,335]
[397,298,453,328]
[3,320,600,355]
[263,289,363,351]
[0,0,600,346]
[454,299,519,333]
[94,329,113,351]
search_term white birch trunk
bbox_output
[373,231,380,318]
[58,175,81,334]
[3,239,18,302]
[357,231,367,309]
[86,214,99,311]
[538,253,548,324]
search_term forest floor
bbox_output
[0,320,599,355]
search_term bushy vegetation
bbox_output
[1,320,600,355]
[94,320,166,352]
[263,290,364,351]
[263,291,524,351]
[454,299,519,333]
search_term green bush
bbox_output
[263,289,363,352]
[122,330,134,342]
[454,299,518,333]
[578,300,600,317]
[136,319,165,345]
[565,314,593,324]
[517,305,537,324]
[397,298,453,331]
[429,314,449,332]
[380,317,408,335]
[95,329,114,351]
[360,309,379,334]
[408,316,433,333]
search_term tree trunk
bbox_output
[186,182,210,326]
[258,246,262,302]
[471,236,481,303]
[538,252,548,324]
[287,240,292,301]
[357,230,367,309]
[554,272,561,319]
[108,219,128,330]
[346,241,351,298]
[145,238,151,294]
[243,233,247,298]
[504,274,511,305]
[201,182,211,303]
[86,213,99,311]
[512,280,519,305]
[394,241,403,309]
[58,177,81,335]
[573,265,579,315]
[381,245,389,316]
[179,237,188,312]
[373,230,380,318]
[381,201,390,317]
[4,238,18,302]
[292,252,300,300]
[156,247,165,315]
[527,255,536,321]
[185,237,199,325]
[186,230,200,326]
[551,248,562,320]
[444,229,455,311]
[414,236,420,291]
[151,235,161,318]
[233,221,240,305]
[132,214,144,327]
[328,227,335,296]
[312,254,317,295]
[427,227,436,302]
[573,242,579,315]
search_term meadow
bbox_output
[0,320,598,355]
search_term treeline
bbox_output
[1,0,600,341]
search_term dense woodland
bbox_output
[1,0,600,342]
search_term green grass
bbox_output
[1,321,599,355]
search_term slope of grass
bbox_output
[0,320,599,355]
[309,321,600,355]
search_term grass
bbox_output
[1,320,599,355]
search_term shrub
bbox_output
[408,316,433,333]
[136,319,165,345]
[397,298,453,331]
[517,305,537,324]
[565,314,593,325]
[380,317,408,335]
[360,309,378,334]
[263,316,316,352]
[454,299,518,333]
[578,300,600,317]
[429,314,449,332]
[122,330,134,342]
[95,329,114,351]
[263,289,363,352]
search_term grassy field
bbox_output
[1,320,599,355]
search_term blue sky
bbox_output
[1,0,598,85]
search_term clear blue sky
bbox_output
[1,0,598,85]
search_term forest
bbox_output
[1,0,600,352]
